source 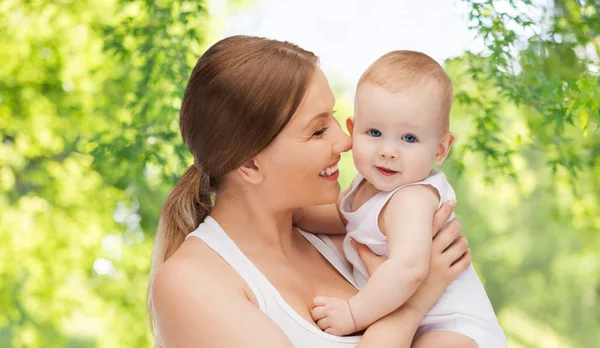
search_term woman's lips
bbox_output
[319,161,339,177]
[320,169,340,181]
[376,166,398,176]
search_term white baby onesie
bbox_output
[340,169,507,348]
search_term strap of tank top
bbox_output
[187,217,360,307]
[340,174,365,215]
[299,232,359,289]
[373,170,449,221]
[185,217,267,310]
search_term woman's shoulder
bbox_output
[152,237,252,308]
[150,238,293,347]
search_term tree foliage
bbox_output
[1,0,208,346]
[442,1,599,346]
[0,0,597,347]
[455,0,599,179]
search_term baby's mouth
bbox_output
[376,166,398,176]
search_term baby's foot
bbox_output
[310,296,356,336]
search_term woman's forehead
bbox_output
[291,68,335,125]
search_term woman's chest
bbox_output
[250,248,357,328]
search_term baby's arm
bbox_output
[311,185,440,335]
[349,185,439,330]
[292,185,351,235]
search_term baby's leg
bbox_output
[412,330,477,348]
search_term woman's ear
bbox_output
[236,158,264,184]
[346,117,355,136]
[435,132,455,166]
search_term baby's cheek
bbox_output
[351,143,366,162]
[356,140,373,157]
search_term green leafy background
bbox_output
[1,0,598,347]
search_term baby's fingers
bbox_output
[324,327,337,335]
[316,317,330,330]
[312,296,330,307]
[311,305,328,321]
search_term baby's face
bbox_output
[351,82,448,191]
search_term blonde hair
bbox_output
[147,35,318,347]
[358,50,453,129]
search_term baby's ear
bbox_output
[435,132,455,165]
[346,117,355,136]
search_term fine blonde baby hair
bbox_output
[358,50,453,129]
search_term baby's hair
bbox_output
[358,50,453,130]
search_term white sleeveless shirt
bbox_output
[186,216,362,347]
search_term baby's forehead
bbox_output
[359,111,443,131]
[356,84,447,119]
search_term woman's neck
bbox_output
[210,191,304,255]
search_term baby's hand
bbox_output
[310,296,356,336]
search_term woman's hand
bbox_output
[351,200,471,316]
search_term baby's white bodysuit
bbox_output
[340,169,507,348]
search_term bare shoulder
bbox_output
[379,184,441,237]
[151,238,250,324]
[152,237,247,300]
[385,184,440,213]
[151,237,293,347]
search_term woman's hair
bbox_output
[147,35,318,344]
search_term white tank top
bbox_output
[186,216,362,347]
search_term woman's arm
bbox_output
[293,184,351,234]
[151,252,294,347]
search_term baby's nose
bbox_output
[379,148,397,159]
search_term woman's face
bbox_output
[257,67,351,209]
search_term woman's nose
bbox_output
[332,123,352,154]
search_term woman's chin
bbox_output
[309,189,340,206]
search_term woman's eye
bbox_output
[402,134,417,143]
[368,129,382,137]
[313,127,329,137]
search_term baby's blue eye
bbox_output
[368,129,382,137]
[402,134,417,143]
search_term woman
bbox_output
[149,35,474,347]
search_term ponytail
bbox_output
[147,165,213,346]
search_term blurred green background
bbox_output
[0,0,598,347]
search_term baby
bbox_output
[295,51,506,347]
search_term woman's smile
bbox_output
[319,160,340,181]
